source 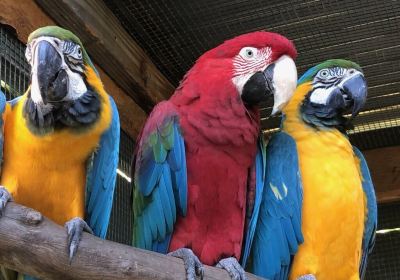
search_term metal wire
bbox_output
[366,202,400,279]
[105,0,400,150]
[106,130,134,245]
[0,26,30,100]
[0,24,134,245]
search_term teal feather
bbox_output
[85,95,120,238]
[248,132,303,279]
[353,146,377,279]
[132,101,188,254]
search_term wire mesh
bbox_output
[106,130,134,245]
[104,0,400,150]
[366,202,400,279]
[0,24,134,245]
[0,25,30,100]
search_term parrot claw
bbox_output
[297,274,317,280]
[168,248,204,280]
[216,257,247,280]
[64,217,93,263]
[0,186,12,217]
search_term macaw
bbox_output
[132,31,298,280]
[0,26,120,278]
[246,59,377,280]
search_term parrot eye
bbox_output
[63,41,83,61]
[75,46,83,60]
[239,47,258,59]
[318,69,330,79]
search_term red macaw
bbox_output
[132,31,298,279]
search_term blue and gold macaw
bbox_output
[244,59,377,280]
[0,26,120,277]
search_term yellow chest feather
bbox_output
[283,83,365,280]
[1,68,112,225]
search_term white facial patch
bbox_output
[232,46,272,94]
[64,69,87,100]
[309,87,335,105]
[27,37,87,105]
[271,55,297,114]
[232,73,253,94]
[310,68,363,105]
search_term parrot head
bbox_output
[295,59,367,130]
[178,31,298,115]
[24,26,101,134]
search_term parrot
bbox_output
[131,31,298,280]
[246,59,378,280]
[0,26,120,279]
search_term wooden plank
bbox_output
[0,0,147,139]
[363,146,400,203]
[35,0,175,113]
[0,202,262,280]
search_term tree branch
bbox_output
[0,202,261,280]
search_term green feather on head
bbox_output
[298,59,362,85]
[28,26,97,73]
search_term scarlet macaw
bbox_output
[132,31,298,279]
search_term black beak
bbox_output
[36,40,68,104]
[325,73,367,118]
[241,64,275,105]
[341,73,367,117]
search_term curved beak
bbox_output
[341,73,367,117]
[241,63,275,105]
[270,55,297,115]
[241,55,297,112]
[34,40,68,104]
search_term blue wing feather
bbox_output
[0,90,8,168]
[85,95,120,238]
[248,132,303,279]
[133,101,188,254]
[353,146,377,279]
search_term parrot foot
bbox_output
[0,186,12,217]
[297,274,317,280]
[216,257,247,280]
[64,217,93,263]
[168,248,204,280]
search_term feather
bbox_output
[132,101,188,254]
[353,147,377,279]
[248,132,303,279]
[85,95,120,238]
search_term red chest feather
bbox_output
[169,85,259,264]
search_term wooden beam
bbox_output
[362,145,400,203]
[0,202,261,280]
[0,0,147,139]
[35,0,175,113]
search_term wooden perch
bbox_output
[0,202,261,280]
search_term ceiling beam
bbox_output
[0,0,147,139]
[35,0,175,113]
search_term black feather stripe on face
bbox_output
[300,89,352,132]
[64,54,84,74]
[23,85,101,135]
